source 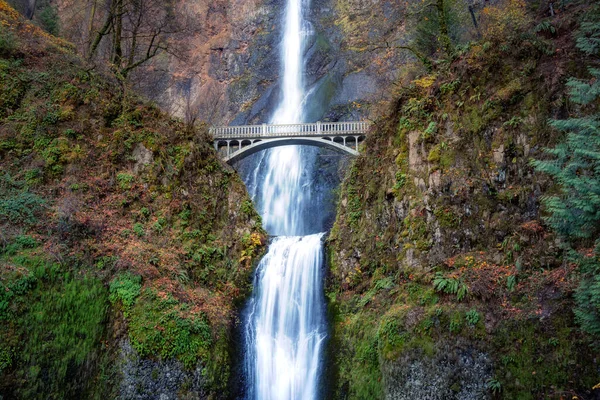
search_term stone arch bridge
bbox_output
[210,121,370,164]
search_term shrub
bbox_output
[0,174,45,225]
[480,0,530,42]
[1,235,38,256]
[0,25,17,56]
[38,5,59,36]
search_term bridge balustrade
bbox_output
[210,121,370,139]
[210,121,370,163]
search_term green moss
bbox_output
[492,318,597,398]
[434,206,460,228]
[0,254,108,397]
[334,310,384,399]
[427,143,454,171]
[128,288,212,369]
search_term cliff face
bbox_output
[9,0,411,125]
[0,3,264,398]
[46,0,281,125]
[326,3,600,399]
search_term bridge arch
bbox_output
[223,137,359,164]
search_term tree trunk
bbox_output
[436,0,453,55]
[88,0,115,60]
[26,0,37,19]
[112,0,123,67]
[468,4,481,38]
[87,0,97,52]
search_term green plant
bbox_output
[0,25,17,56]
[486,378,502,394]
[466,309,480,326]
[139,207,151,219]
[503,116,523,128]
[440,79,460,94]
[240,199,254,216]
[3,268,108,396]
[506,274,517,292]
[1,235,38,256]
[576,11,600,56]
[109,272,142,310]
[421,121,437,142]
[535,20,557,35]
[38,4,59,36]
[116,172,135,190]
[127,289,213,368]
[153,217,166,233]
[133,222,145,237]
[449,319,462,333]
[393,171,407,192]
[0,345,12,372]
[0,174,46,225]
[433,272,469,301]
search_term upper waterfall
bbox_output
[271,0,310,125]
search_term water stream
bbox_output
[242,0,328,398]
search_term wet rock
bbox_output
[118,340,206,400]
[331,71,379,106]
[383,341,492,400]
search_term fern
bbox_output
[433,272,469,301]
[535,20,557,35]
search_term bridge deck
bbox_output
[210,121,370,140]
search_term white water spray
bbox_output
[243,0,327,398]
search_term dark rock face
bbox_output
[383,342,492,400]
[226,0,409,125]
[118,341,206,400]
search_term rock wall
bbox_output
[19,0,415,125]
[325,3,600,399]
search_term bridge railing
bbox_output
[210,121,370,139]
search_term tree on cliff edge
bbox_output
[532,9,600,339]
[87,0,181,84]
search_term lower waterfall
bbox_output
[244,234,326,400]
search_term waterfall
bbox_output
[242,0,327,398]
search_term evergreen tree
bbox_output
[532,10,600,338]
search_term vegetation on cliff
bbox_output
[0,2,264,398]
[327,1,600,398]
